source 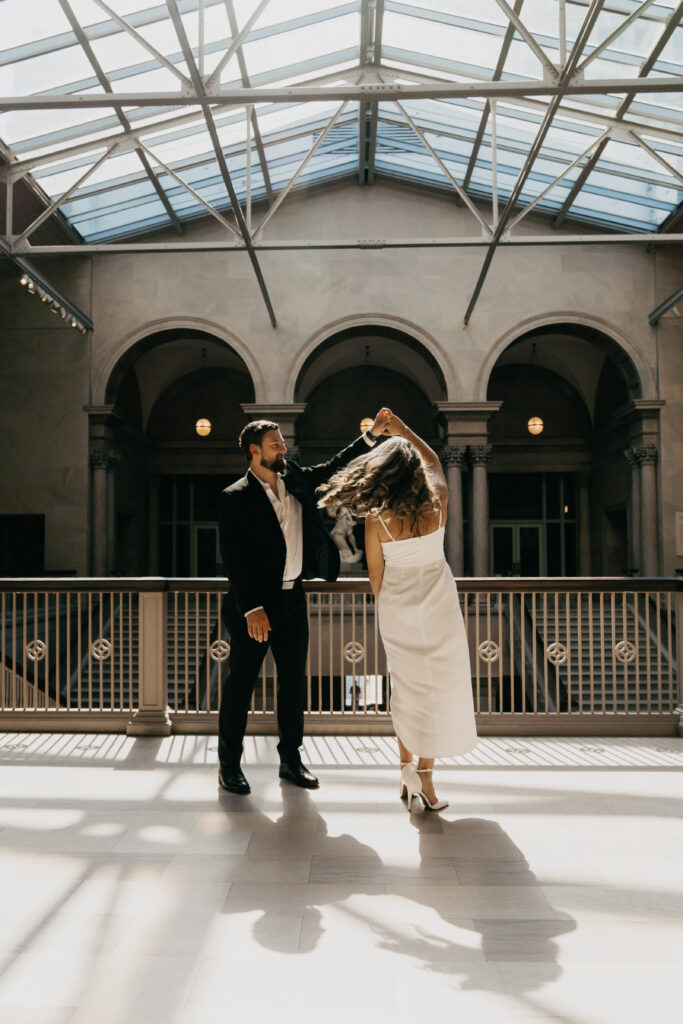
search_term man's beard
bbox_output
[262,455,286,474]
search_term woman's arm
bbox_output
[364,516,385,600]
[387,414,448,501]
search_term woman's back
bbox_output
[376,505,445,568]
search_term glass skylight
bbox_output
[0,0,681,243]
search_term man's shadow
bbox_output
[218,781,385,954]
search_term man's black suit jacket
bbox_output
[218,435,371,617]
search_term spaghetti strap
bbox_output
[377,515,395,541]
[438,500,443,528]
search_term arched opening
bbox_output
[485,323,644,576]
[295,325,446,451]
[294,325,445,570]
[101,329,255,576]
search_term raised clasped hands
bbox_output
[370,407,405,438]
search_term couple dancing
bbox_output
[218,409,477,811]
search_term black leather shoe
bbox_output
[218,768,251,795]
[278,762,319,789]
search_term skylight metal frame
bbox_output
[0,0,679,329]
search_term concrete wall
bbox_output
[0,180,680,574]
[0,259,92,574]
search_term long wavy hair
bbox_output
[317,437,439,531]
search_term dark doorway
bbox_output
[0,515,45,575]
[159,475,239,576]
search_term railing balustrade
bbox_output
[1,578,681,736]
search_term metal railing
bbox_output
[1,577,681,736]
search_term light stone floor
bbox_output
[1,732,682,1024]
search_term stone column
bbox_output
[470,446,492,577]
[577,472,592,576]
[241,403,306,461]
[105,450,121,575]
[624,448,641,575]
[147,475,161,575]
[638,443,659,577]
[127,587,171,736]
[440,446,467,575]
[90,448,113,576]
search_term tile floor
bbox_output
[0,732,682,1024]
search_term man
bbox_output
[217,409,390,794]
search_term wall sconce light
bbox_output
[360,417,374,434]
[195,418,212,437]
[527,416,544,435]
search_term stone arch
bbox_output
[474,312,653,403]
[95,316,264,406]
[286,313,459,403]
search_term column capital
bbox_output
[241,403,307,423]
[90,446,120,470]
[435,401,503,423]
[624,446,640,467]
[635,443,659,465]
[469,445,493,466]
[440,445,468,469]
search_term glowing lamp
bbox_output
[195,418,212,437]
[527,416,544,436]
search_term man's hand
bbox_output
[370,408,393,437]
[245,608,271,643]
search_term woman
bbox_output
[318,409,477,811]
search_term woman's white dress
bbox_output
[377,515,477,757]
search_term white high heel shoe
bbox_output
[399,761,414,800]
[413,768,448,812]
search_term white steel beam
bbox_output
[464,0,608,325]
[89,0,191,85]
[491,100,499,228]
[198,0,205,78]
[205,0,271,89]
[11,233,683,255]
[58,0,184,236]
[394,99,492,236]
[552,0,683,227]
[0,68,363,183]
[629,130,683,187]
[577,0,660,71]
[253,100,350,237]
[137,142,241,238]
[493,0,559,79]
[245,104,252,230]
[224,0,274,204]
[14,144,119,246]
[462,0,525,193]
[3,75,683,109]
[5,179,13,237]
[166,0,276,326]
[507,127,612,231]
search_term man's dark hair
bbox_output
[239,420,280,462]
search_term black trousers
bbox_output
[218,584,309,770]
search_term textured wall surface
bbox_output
[0,181,680,574]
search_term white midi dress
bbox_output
[377,514,477,758]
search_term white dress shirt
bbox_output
[243,432,378,619]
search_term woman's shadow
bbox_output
[370,813,576,996]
